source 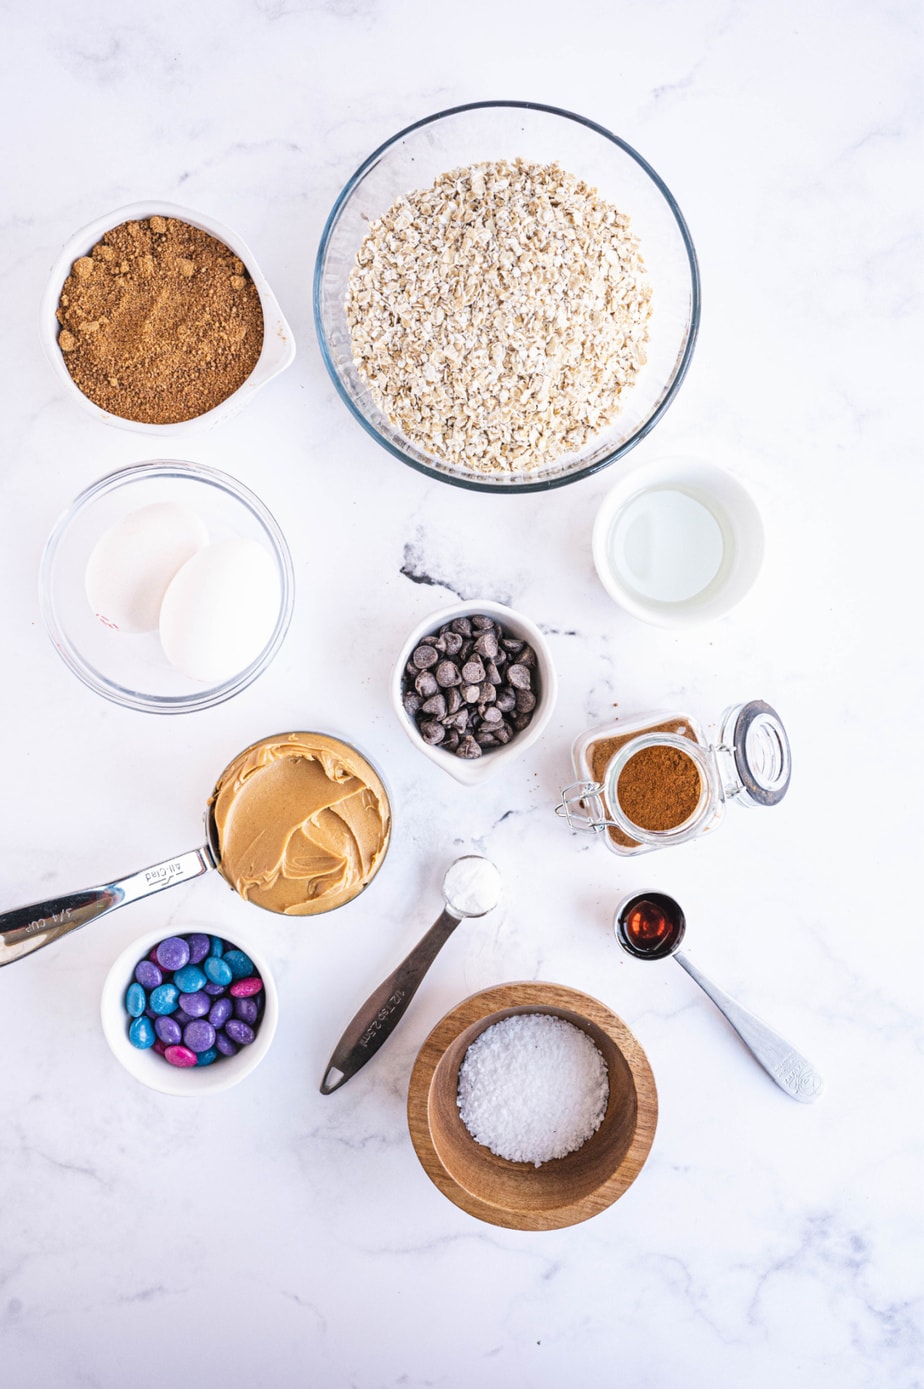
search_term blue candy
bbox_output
[195,1047,219,1066]
[223,949,254,980]
[129,1015,156,1049]
[150,983,180,1015]
[209,935,224,958]
[173,964,207,994]
[125,982,147,1018]
[204,955,233,987]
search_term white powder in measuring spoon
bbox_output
[457,1013,610,1167]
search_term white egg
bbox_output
[159,537,281,684]
[85,501,209,633]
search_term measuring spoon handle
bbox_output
[320,908,462,1094]
[674,951,824,1102]
[0,847,215,967]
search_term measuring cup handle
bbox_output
[320,908,462,1094]
[674,952,824,1103]
[0,847,215,967]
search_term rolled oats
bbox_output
[346,159,652,474]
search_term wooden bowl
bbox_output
[407,982,658,1230]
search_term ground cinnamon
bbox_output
[588,718,694,847]
[616,743,702,832]
[55,215,264,424]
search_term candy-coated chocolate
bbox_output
[184,1019,216,1053]
[185,933,211,965]
[203,955,233,987]
[125,982,147,1017]
[225,1019,255,1045]
[164,1044,198,1068]
[154,1015,183,1046]
[155,936,190,971]
[129,1015,156,1049]
[229,976,263,998]
[134,960,162,990]
[178,990,211,1018]
[150,983,180,1015]
[173,964,207,994]
[223,949,254,980]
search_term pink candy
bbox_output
[230,977,263,998]
[164,1044,198,1068]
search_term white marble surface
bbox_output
[1,2,921,1385]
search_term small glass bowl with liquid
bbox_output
[592,456,764,627]
[555,699,791,856]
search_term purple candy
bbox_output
[155,936,190,972]
[172,1007,194,1027]
[233,997,259,1026]
[208,997,233,1028]
[183,1019,216,1054]
[185,932,211,965]
[154,1015,183,1046]
[214,1031,239,1057]
[203,981,227,996]
[135,959,163,989]
[225,1019,255,1046]
[179,990,211,1018]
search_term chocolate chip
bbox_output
[461,657,485,684]
[435,660,462,687]
[412,644,439,670]
[515,689,536,713]
[456,735,483,759]
[403,692,421,717]
[450,617,472,637]
[415,671,438,698]
[473,632,499,659]
[421,693,447,719]
[462,684,480,703]
[442,631,464,655]
[420,720,445,744]
[507,663,531,690]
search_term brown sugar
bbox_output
[55,216,264,424]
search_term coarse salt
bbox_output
[457,1012,609,1167]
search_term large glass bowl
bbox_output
[314,101,700,493]
[39,460,295,714]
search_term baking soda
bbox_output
[457,1013,609,1167]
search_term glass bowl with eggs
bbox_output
[39,459,294,713]
[314,100,700,493]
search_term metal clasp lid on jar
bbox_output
[555,700,791,847]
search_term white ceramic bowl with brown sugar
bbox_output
[40,200,295,434]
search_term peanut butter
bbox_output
[209,733,391,915]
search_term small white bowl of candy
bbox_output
[101,925,278,1095]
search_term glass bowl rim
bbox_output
[39,457,295,714]
[313,98,702,494]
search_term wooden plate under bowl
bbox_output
[407,982,658,1231]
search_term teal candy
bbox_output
[173,964,207,994]
[209,936,225,957]
[223,949,254,980]
[204,955,233,987]
[125,982,147,1017]
[195,1047,219,1066]
[150,983,180,1015]
[129,1015,156,1049]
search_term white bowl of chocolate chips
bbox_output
[391,600,558,786]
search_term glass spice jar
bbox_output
[555,699,791,855]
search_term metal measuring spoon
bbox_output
[614,892,824,1102]
[0,811,221,968]
[320,855,502,1094]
